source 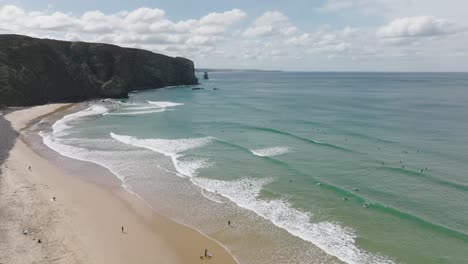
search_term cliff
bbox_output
[0,34,198,106]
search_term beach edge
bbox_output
[0,104,237,264]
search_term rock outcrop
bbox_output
[0,34,198,106]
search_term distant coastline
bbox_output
[196,68,283,73]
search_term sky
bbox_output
[1,0,468,71]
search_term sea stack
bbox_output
[203,72,209,80]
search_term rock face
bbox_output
[0,34,198,106]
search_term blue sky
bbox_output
[1,0,468,71]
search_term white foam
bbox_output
[39,133,151,186]
[52,105,108,136]
[193,177,394,264]
[43,109,391,264]
[123,105,162,110]
[174,158,213,178]
[250,146,289,157]
[110,132,213,177]
[106,100,183,116]
[201,189,225,204]
[148,101,184,108]
[106,109,168,116]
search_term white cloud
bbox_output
[318,0,389,14]
[1,4,468,71]
[377,16,462,39]
[242,11,298,38]
[319,0,468,24]
[0,5,246,57]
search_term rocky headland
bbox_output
[0,34,198,107]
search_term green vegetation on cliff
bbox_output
[0,34,198,106]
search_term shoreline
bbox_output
[0,104,237,264]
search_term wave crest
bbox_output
[52,105,108,136]
[110,132,213,177]
[250,146,289,157]
[193,177,394,264]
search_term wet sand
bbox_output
[0,104,237,264]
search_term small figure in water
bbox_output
[290,179,293,183]
[354,188,359,192]
[420,169,424,173]
[401,165,405,169]
[381,162,384,165]
[363,203,369,208]
[343,197,349,201]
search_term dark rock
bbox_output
[213,88,219,90]
[192,87,204,90]
[0,34,198,106]
[203,71,209,80]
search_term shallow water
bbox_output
[40,72,468,264]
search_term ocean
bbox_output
[38,72,468,264]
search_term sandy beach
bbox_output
[0,104,237,264]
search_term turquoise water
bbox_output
[41,72,468,263]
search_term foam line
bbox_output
[110,132,213,178]
[192,177,394,264]
[147,101,184,108]
[106,109,167,116]
[52,105,108,136]
[250,146,289,157]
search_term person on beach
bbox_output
[204,249,208,257]
[121,226,125,233]
[28,166,31,171]
[228,220,231,226]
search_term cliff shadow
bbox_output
[0,114,18,176]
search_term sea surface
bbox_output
[39,72,468,264]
